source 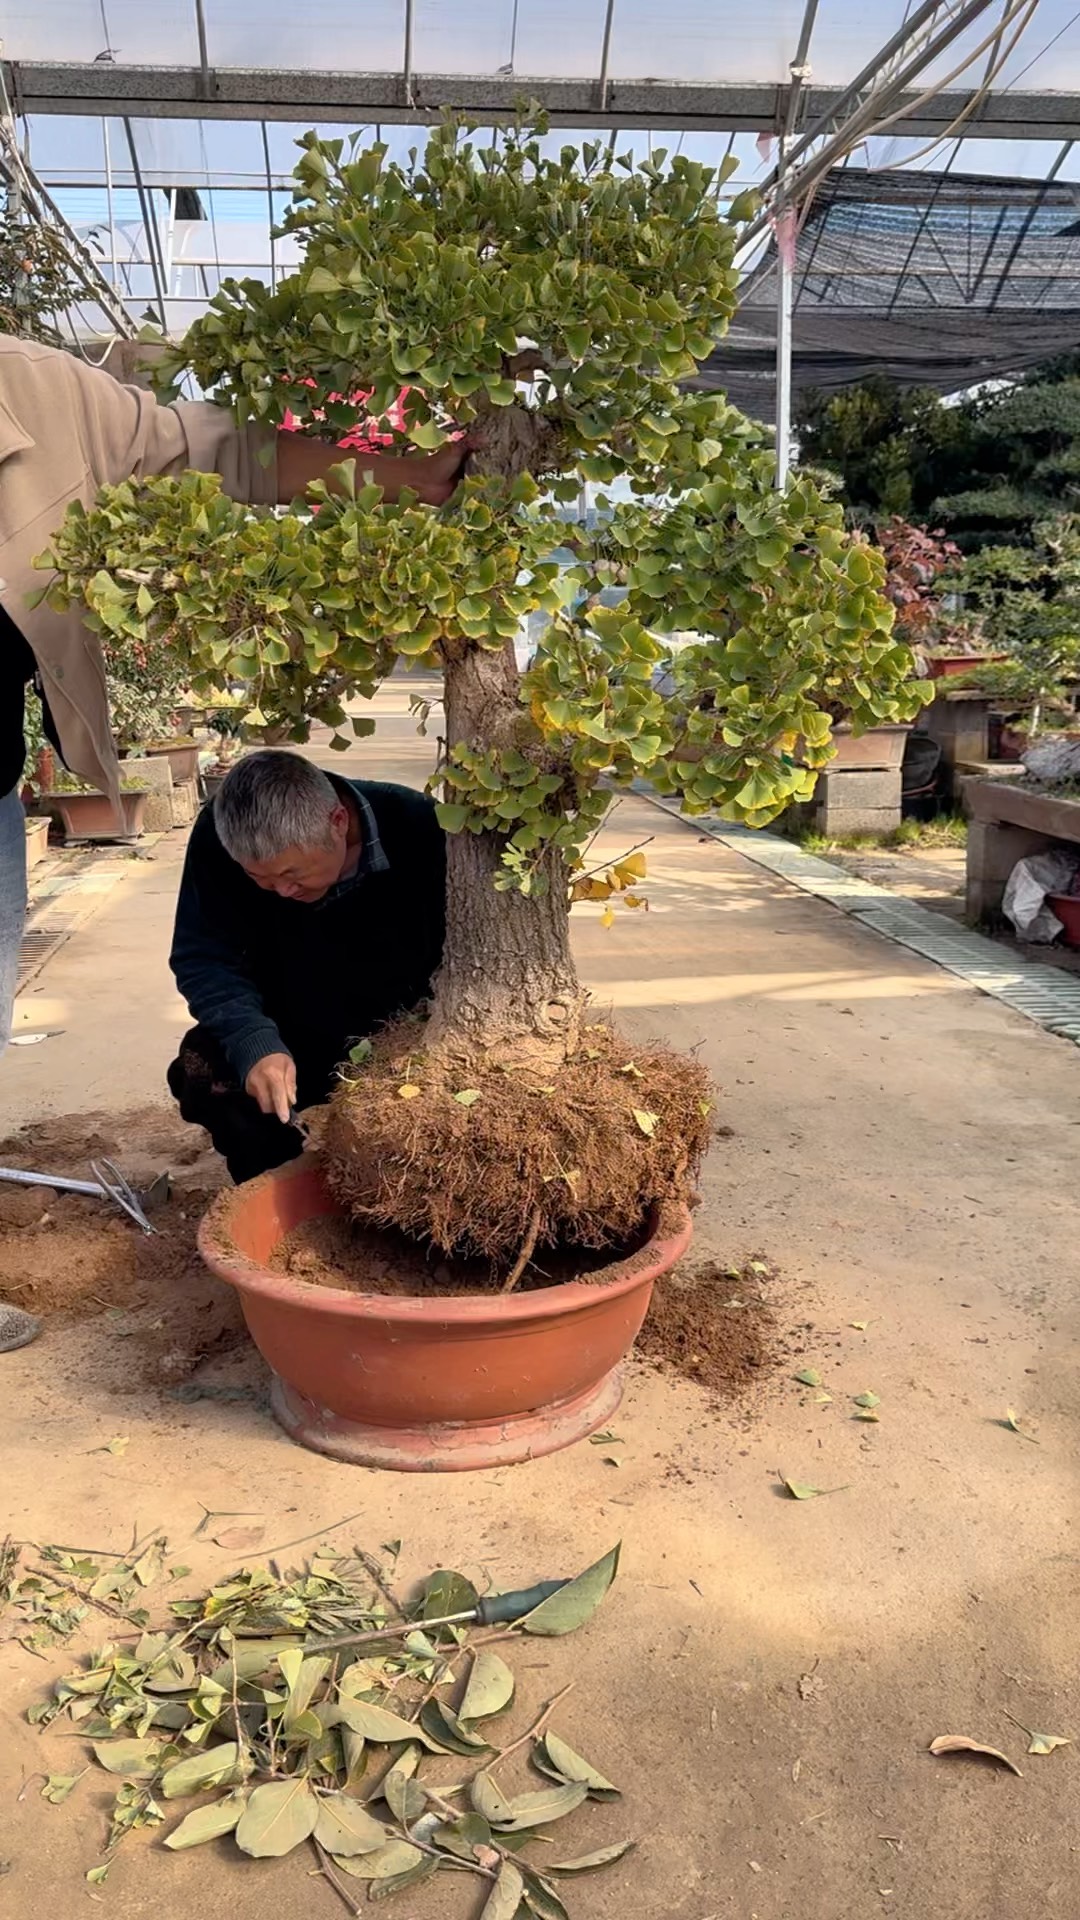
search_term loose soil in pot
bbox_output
[268,1211,645,1295]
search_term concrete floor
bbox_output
[3,689,1079,1920]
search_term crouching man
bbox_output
[168,750,445,1181]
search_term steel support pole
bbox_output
[775,145,794,492]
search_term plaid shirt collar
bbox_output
[311,779,389,908]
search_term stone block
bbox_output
[169,776,199,827]
[123,754,173,834]
[815,806,901,838]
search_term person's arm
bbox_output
[169,818,294,1117]
[275,431,467,507]
[54,341,467,508]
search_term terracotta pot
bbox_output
[24,815,50,870]
[45,789,148,842]
[145,741,201,784]
[198,1159,693,1472]
[1048,894,1080,948]
[828,723,910,770]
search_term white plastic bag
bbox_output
[1003,851,1080,942]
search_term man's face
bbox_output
[240,802,350,903]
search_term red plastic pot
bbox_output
[198,1159,692,1472]
[1048,893,1080,948]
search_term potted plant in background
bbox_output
[41,769,150,843]
[42,121,928,1467]
[876,515,993,680]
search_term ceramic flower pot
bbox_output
[144,740,201,784]
[45,789,148,842]
[198,1159,692,1472]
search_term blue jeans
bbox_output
[0,785,27,1051]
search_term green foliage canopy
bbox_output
[40,123,929,887]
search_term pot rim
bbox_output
[198,1157,692,1325]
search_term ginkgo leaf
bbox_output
[632,1109,658,1137]
[928,1735,1022,1776]
[779,1476,849,1500]
[853,1391,880,1409]
[398,1083,421,1100]
[453,1089,482,1106]
[1004,1408,1039,1442]
[1003,1711,1071,1756]
[794,1368,821,1388]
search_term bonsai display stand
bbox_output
[782,725,910,837]
[922,689,994,801]
[966,779,1080,922]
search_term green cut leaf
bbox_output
[163,1792,246,1850]
[460,1649,515,1722]
[235,1776,318,1858]
[313,1791,388,1856]
[419,1698,493,1755]
[369,1855,440,1901]
[470,1769,515,1825]
[335,1698,449,1753]
[452,1088,482,1107]
[481,1860,524,1920]
[332,1840,423,1880]
[520,1866,571,1920]
[41,1771,86,1805]
[536,1731,620,1800]
[853,1391,880,1410]
[794,1368,822,1388]
[549,1840,637,1874]
[92,1738,162,1780]
[493,1781,589,1831]
[422,1568,479,1620]
[86,1865,110,1886]
[160,1741,246,1800]
[432,1813,492,1860]
[521,1544,620,1636]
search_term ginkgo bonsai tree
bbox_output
[42,120,928,1274]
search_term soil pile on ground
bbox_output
[0,1107,244,1383]
[634,1257,779,1398]
[269,1212,636,1295]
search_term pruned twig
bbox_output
[489,1682,574,1771]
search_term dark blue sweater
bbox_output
[169,776,446,1088]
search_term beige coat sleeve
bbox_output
[58,349,279,505]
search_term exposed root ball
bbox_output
[319,1020,713,1267]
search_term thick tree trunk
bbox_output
[427,639,585,1063]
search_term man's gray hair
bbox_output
[214,751,340,863]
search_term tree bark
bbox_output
[426,639,585,1063]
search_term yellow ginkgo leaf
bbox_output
[600,905,615,928]
[398,1083,421,1100]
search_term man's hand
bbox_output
[276,432,469,507]
[246,1052,297,1124]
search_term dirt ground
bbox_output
[2,693,1079,1920]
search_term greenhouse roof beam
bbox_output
[5,64,1080,139]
